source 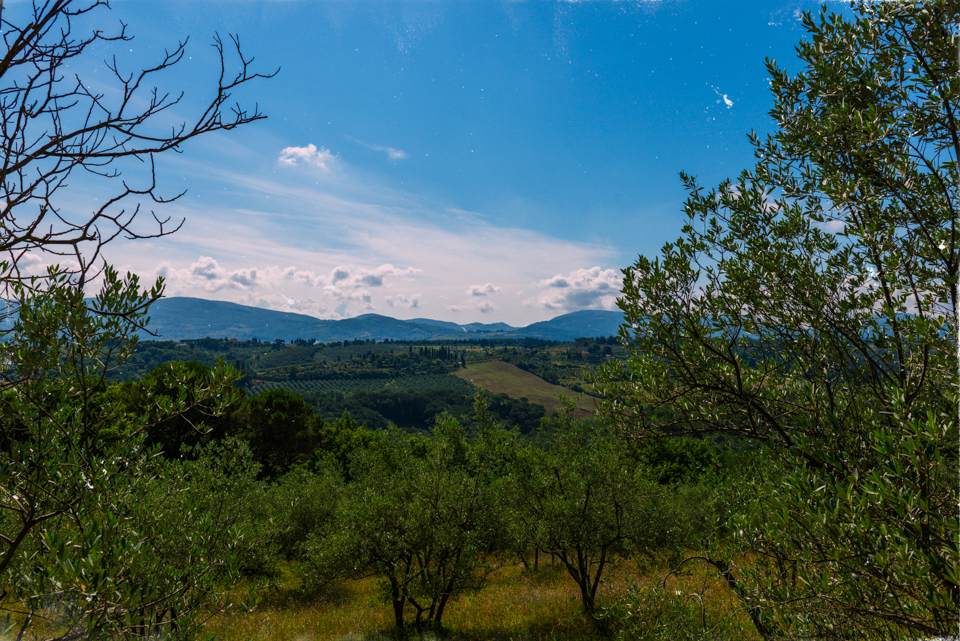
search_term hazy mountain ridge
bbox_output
[137,297,623,342]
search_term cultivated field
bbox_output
[452,361,595,417]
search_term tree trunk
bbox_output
[558,550,596,616]
[703,556,777,641]
[435,593,449,625]
[388,577,405,629]
[579,582,596,615]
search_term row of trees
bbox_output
[3,355,726,637]
[112,368,555,472]
[190,394,724,633]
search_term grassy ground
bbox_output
[452,361,594,418]
[202,559,761,641]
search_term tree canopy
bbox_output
[596,2,958,638]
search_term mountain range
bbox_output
[137,297,624,343]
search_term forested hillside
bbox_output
[109,335,620,433]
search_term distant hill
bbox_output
[141,299,449,342]
[136,297,623,342]
[407,318,517,334]
[463,321,516,333]
[406,318,470,333]
[515,310,624,341]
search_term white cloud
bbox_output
[8,252,47,278]
[326,287,376,318]
[536,266,622,312]
[278,144,336,169]
[475,301,496,314]
[819,219,846,233]
[467,282,501,297]
[540,275,570,288]
[332,267,350,283]
[2,252,84,283]
[153,256,422,319]
[158,256,260,292]
[325,264,419,289]
[18,253,44,270]
[105,146,619,325]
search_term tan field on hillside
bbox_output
[453,360,595,418]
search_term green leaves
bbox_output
[595,1,958,637]
[732,397,958,637]
[0,267,250,638]
[508,411,670,617]
[302,405,509,629]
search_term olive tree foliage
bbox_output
[596,2,958,639]
[304,407,509,631]
[0,269,156,580]
[510,403,668,619]
[0,270,245,639]
[19,437,261,640]
[0,1,271,637]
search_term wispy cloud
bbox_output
[106,139,618,324]
[347,135,408,160]
[278,143,337,169]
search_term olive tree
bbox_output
[596,2,958,638]
[0,1,272,636]
[305,413,507,631]
[0,269,246,639]
[512,408,670,620]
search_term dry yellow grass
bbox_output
[202,576,393,641]
[3,557,760,640]
[202,557,761,641]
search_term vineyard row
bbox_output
[250,374,476,396]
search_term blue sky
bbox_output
[15,0,849,326]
